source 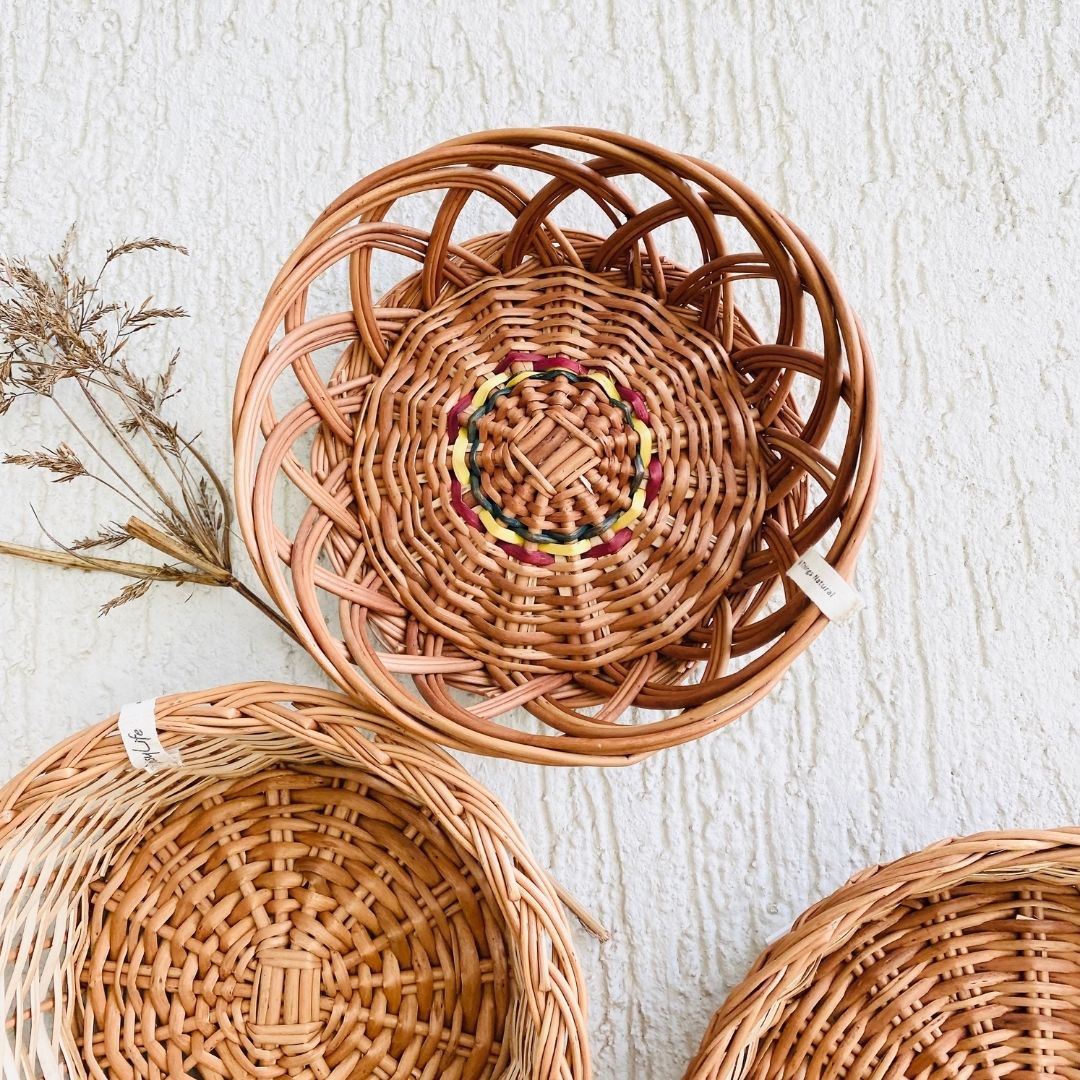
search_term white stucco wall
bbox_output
[2,2,1079,1075]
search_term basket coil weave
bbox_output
[683,829,1080,1080]
[234,126,879,765]
[0,683,589,1079]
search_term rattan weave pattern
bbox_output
[0,683,589,1079]
[683,829,1080,1080]
[234,127,879,764]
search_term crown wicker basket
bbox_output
[683,828,1080,1080]
[233,126,879,766]
[0,682,591,1080]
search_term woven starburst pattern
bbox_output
[234,128,879,764]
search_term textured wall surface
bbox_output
[2,2,1079,1076]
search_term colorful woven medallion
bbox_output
[449,353,658,564]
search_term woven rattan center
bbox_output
[80,765,511,1078]
[450,357,654,560]
[351,262,766,673]
[248,948,323,1049]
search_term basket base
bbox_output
[349,258,766,681]
[79,764,511,1079]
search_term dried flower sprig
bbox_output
[0,231,296,639]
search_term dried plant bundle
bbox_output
[0,232,293,636]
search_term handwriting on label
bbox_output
[118,699,182,772]
[786,550,862,622]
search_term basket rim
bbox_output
[683,827,1080,1080]
[0,680,592,1080]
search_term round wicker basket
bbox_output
[234,126,879,765]
[0,683,590,1079]
[683,828,1080,1079]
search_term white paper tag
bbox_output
[118,699,182,772]
[786,550,862,622]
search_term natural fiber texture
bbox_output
[684,828,1080,1080]
[234,126,879,765]
[0,683,589,1079]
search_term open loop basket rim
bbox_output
[233,125,881,766]
[682,827,1080,1080]
[0,681,591,1080]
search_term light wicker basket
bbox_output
[0,683,590,1079]
[234,127,879,765]
[683,828,1080,1079]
